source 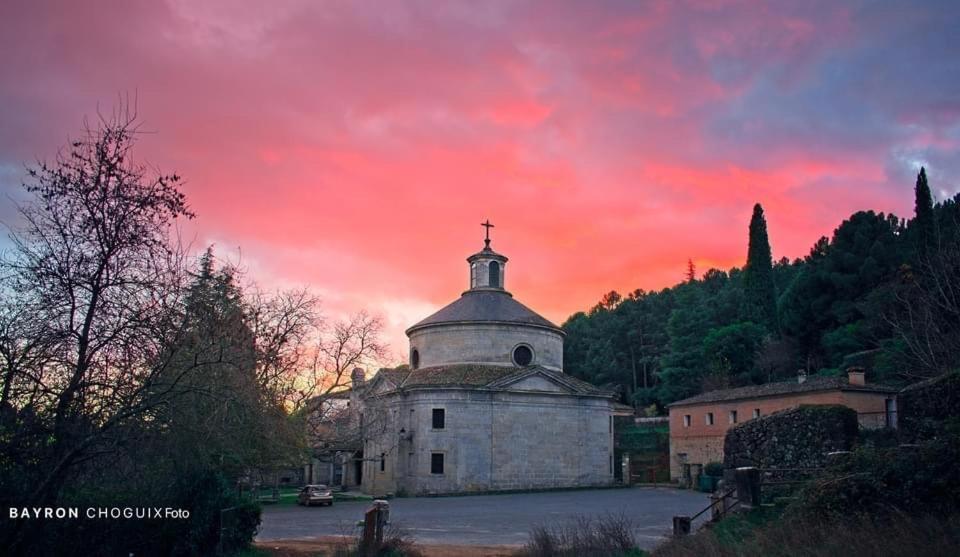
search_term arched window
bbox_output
[488,261,500,288]
[411,348,420,369]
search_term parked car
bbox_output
[297,484,334,507]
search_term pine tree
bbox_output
[685,258,696,283]
[742,203,779,334]
[913,167,934,254]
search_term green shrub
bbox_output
[792,429,960,520]
[6,469,261,556]
[704,462,724,477]
[654,512,960,557]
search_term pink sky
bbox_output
[1,1,958,360]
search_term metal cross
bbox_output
[481,219,495,244]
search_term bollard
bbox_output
[672,515,691,537]
[709,491,721,521]
[373,500,390,547]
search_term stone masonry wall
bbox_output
[723,405,859,470]
[668,390,846,480]
[409,323,564,371]
[361,388,613,496]
[898,371,960,441]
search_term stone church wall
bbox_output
[489,392,612,491]
[360,388,614,496]
[408,323,563,371]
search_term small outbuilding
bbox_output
[667,368,898,482]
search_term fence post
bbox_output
[622,453,632,486]
[735,467,761,509]
[359,500,391,556]
[359,507,379,557]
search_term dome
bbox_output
[405,225,565,372]
[405,290,561,335]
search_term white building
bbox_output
[355,230,617,496]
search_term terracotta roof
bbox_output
[668,375,898,407]
[406,290,561,334]
[368,364,611,395]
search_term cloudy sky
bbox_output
[1,0,958,359]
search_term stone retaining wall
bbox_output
[898,372,960,441]
[723,405,859,469]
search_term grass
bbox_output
[235,547,273,557]
[516,513,649,557]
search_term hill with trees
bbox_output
[563,169,960,410]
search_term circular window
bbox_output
[512,344,533,366]
[411,349,420,369]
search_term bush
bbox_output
[5,469,261,556]
[792,429,960,520]
[653,512,960,557]
[328,521,422,557]
[654,429,960,557]
[704,462,724,477]
[899,371,960,441]
[518,514,644,557]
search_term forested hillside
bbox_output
[563,169,960,411]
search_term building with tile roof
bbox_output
[667,368,899,482]
[338,228,618,496]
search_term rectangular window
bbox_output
[706,412,714,426]
[431,453,444,474]
[380,453,385,472]
[432,408,445,429]
[753,408,761,419]
[683,415,691,427]
[729,410,738,424]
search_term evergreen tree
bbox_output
[912,167,935,254]
[657,284,712,403]
[154,249,278,480]
[741,203,779,334]
[685,258,696,282]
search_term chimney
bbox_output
[847,367,866,386]
[351,367,365,388]
[797,369,807,384]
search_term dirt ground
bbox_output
[254,537,519,557]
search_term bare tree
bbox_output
[308,311,387,402]
[246,287,323,407]
[0,106,198,548]
[299,312,390,477]
[885,235,960,378]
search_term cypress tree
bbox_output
[913,167,934,254]
[742,203,779,333]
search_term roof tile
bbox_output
[669,375,898,407]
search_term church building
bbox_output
[356,225,617,496]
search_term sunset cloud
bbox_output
[1,0,958,357]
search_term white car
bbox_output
[297,484,334,507]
